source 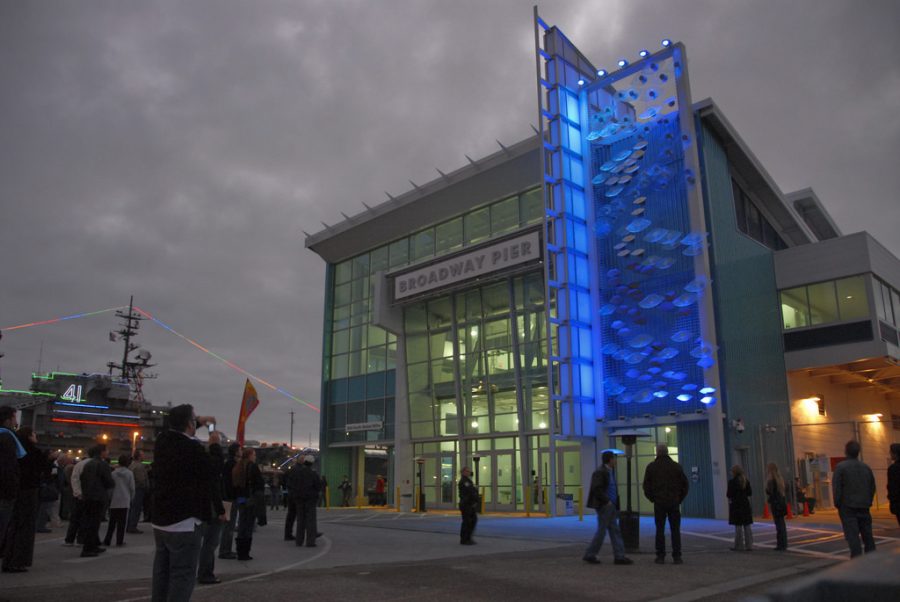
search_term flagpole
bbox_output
[290,411,294,447]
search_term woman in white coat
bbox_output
[103,454,135,547]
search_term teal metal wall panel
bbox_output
[698,122,794,513]
[322,446,352,507]
[677,419,714,517]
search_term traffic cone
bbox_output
[803,501,809,517]
[763,503,770,519]
[786,503,794,519]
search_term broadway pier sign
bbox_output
[394,231,540,300]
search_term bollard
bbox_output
[578,486,583,522]
[415,486,420,512]
[544,489,550,518]
[479,486,486,514]
[802,501,809,517]
[763,502,770,519]
[786,502,794,519]
[325,486,330,510]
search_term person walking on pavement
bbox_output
[765,463,788,551]
[0,408,26,573]
[286,455,321,547]
[583,450,633,565]
[832,440,877,558]
[231,447,263,560]
[79,444,115,558]
[127,449,148,534]
[458,466,480,545]
[727,465,754,552]
[197,431,227,585]
[217,442,241,559]
[103,455,135,547]
[643,443,689,564]
[64,455,89,546]
[150,404,216,602]
[338,475,352,507]
[888,443,900,528]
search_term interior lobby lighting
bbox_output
[864,413,883,422]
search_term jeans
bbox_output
[152,526,202,602]
[128,488,146,531]
[197,520,222,581]
[296,498,318,546]
[284,499,296,538]
[235,500,256,540]
[838,506,876,557]
[65,497,85,544]
[654,503,682,558]
[583,503,626,560]
[773,513,787,550]
[459,505,477,543]
[104,508,128,545]
[3,489,38,568]
[218,503,238,556]
[81,499,105,553]
[733,524,753,550]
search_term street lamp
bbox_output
[415,457,426,513]
[609,429,652,553]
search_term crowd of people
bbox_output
[3,400,900,592]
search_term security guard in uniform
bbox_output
[458,466,480,545]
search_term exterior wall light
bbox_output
[661,39,672,47]
[597,69,607,77]
[639,49,650,58]
[617,59,628,68]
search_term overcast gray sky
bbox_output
[2,0,898,445]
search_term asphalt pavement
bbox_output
[2,506,898,601]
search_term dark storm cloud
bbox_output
[2,0,898,443]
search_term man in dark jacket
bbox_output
[643,444,689,564]
[458,466,479,545]
[832,440,876,557]
[151,404,215,602]
[286,455,321,547]
[79,444,115,558]
[583,451,632,565]
[196,432,227,585]
[889,443,900,528]
[0,406,22,567]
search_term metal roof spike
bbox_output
[384,191,395,200]
[408,180,421,191]
[530,124,540,135]
[340,212,351,221]
[361,201,374,212]
[496,139,510,154]
[465,154,478,167]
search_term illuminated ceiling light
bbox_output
[639,49,650,58]
[471,421,479,428]
[864,413,883,422]
[577,78,585,86]
[664,427,671,433]
[661,39,672,48]
[617,59,628,68]
[699,387,716,395]
[700,396,715,405]
[676,394,692,402]
[597,69,607,77]
[539,421,547,429]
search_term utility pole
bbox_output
[290,411,295,447]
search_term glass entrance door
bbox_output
[476,451,516,511]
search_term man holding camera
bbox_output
[151,405,219,602]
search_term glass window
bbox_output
[491,196,519,236]
[732,179,747,233]
[438,398,458,436]
[874,279,888,322]
[404,303,427,334]
[409,392,434,422]
[332,305,350,330]
[366,399,384,422]
[406,334,428,363]
[407,361,430,393]
[884,283,897,325]
[389,238,409,268]
[334,282,351,307]
[411,228,434,262]
[332,329,350,354]
[351,277,369,302]
[430,330,454,359]
[435,218,463,255]
[367,347,388,373]
[427,297,453,330]
[465,207,490,245]
[807,281,838,325]
[780,287,809,330]
[746,202,762,241]
[481,282,509,318]
[367,325,387,347]
[352,254,369,279]
[331,354,349,379]
[335,261,352,285]
[370,246,389,273]
[892,288,900,328]
[836,276,868,322]
[348,349,366,377]
[520,188,544,225]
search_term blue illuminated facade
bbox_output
[306,14,897,520]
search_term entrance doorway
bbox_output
[474,450,516,511]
